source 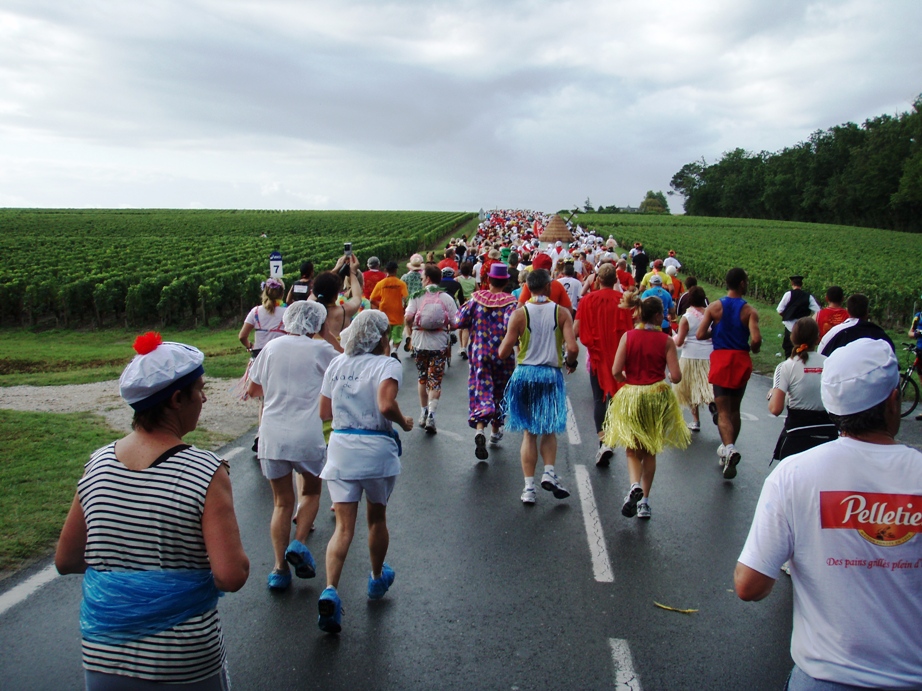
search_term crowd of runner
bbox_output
[54,209,922,689]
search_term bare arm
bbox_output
[696,302,720,341]
[665,337,681,383]
[238,322,254,350]
[611,333,629,382]
[246,381,263,398]
[767,387,786,416]
[319,395,333,423]
[746,306,762,354]
[674,316,689,347]
[497,308,525,360]
[202,465,249,592]
[377,378,414,432]
[734,562,776,601]
[558,307,579,371]
[55,492,88,575]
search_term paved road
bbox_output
[6,342,874,690]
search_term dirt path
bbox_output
[0,377,258,444]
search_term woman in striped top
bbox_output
[56,333,249,690]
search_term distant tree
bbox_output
[639,190,670,214]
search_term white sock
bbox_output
[631,482,642,491]
[524,477,535,490]
[639,497,649,506]
[428,398,439,415]
[421,406,428,416]
[544,465,555,476]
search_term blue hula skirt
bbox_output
[503,365,568,435]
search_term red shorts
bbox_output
[709,349,752,390]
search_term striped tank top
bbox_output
[518,299,564,367]
[78,443,226,683]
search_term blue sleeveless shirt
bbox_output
[712,297,750,351]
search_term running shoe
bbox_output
[520,487,537,505]
[474,431,489,460]
[687,421,700,432]
[723,446,741,479]
[621,484,644,517]
[780,561,791,576]
[367,563,396,600]
[418,410,428,429]
[717,444,727,467]
[489,428,504,445]
[318,587,343,633]
[540,471,570,499]
[284,539,316,579]
[267,568,292,591]
[459,350,468,360]
[390,351,401,362]
[403,336,412,352]
[251,437,259,453]
[595,445,614,467]
[637,502,652,520]
[424,413,437,434]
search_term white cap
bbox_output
[665,266,677,276]
[821,339,899,415]
[119,333,205,411]
[555,241,562,247]
[649,274,663,285]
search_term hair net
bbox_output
[282,300,327,336]
[340,310,389,356]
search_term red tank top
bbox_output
[624,328,669,385]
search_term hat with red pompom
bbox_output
[119,332,205,411]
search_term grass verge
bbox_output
[0,410,119,571]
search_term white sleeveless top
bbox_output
[679,307,712,360]
[518,300,563,368]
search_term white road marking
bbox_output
[436,430,463,442]
[223,447,244,461]
[574,465,613,583]
[0,564,58,618]
[740,412,759,422]
[609,638,643,690]
[566,396,582,445]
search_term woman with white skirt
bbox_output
[672,286,713,432]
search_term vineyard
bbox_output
[580,214,922,326]
[0,209,474,328]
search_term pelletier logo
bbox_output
[821,492,922,546]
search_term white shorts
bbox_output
[326,476,397,505]
[259,458,324,481]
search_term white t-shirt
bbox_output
[663,256,681,270]
[405,287,458,351]
[557,276,582,310]
[772,354,827,411]
[245,305,287,350]
[249,335,337,462]
[738,438,922,688]
[320,353,403,480]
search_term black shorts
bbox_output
[713,383,747,398]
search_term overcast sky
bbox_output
[0,0,920,213]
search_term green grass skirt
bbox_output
[603,381,691,455]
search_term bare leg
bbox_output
[625,448,643,486]
[520,431,538,478]
[268,475,296,571]
[715,396,737,446]
[639,453,656,498]
[325,502,358,589]
[691,404,699,424]
[366,501,389,577]
[294,473,321,544]
[417,381,429,408]
[538,433,558,469]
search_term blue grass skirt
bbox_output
[503,365,568,435]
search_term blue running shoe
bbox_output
[367,563,396,600]
[318,587,343,633]
[284,539,316,579]
[267,568,292,591]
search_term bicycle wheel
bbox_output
[899,373,920,418]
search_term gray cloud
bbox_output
[0,0,920,211]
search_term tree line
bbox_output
[669,94,922,232]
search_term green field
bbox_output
[0,209,475,329]
[580,213,922,327]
